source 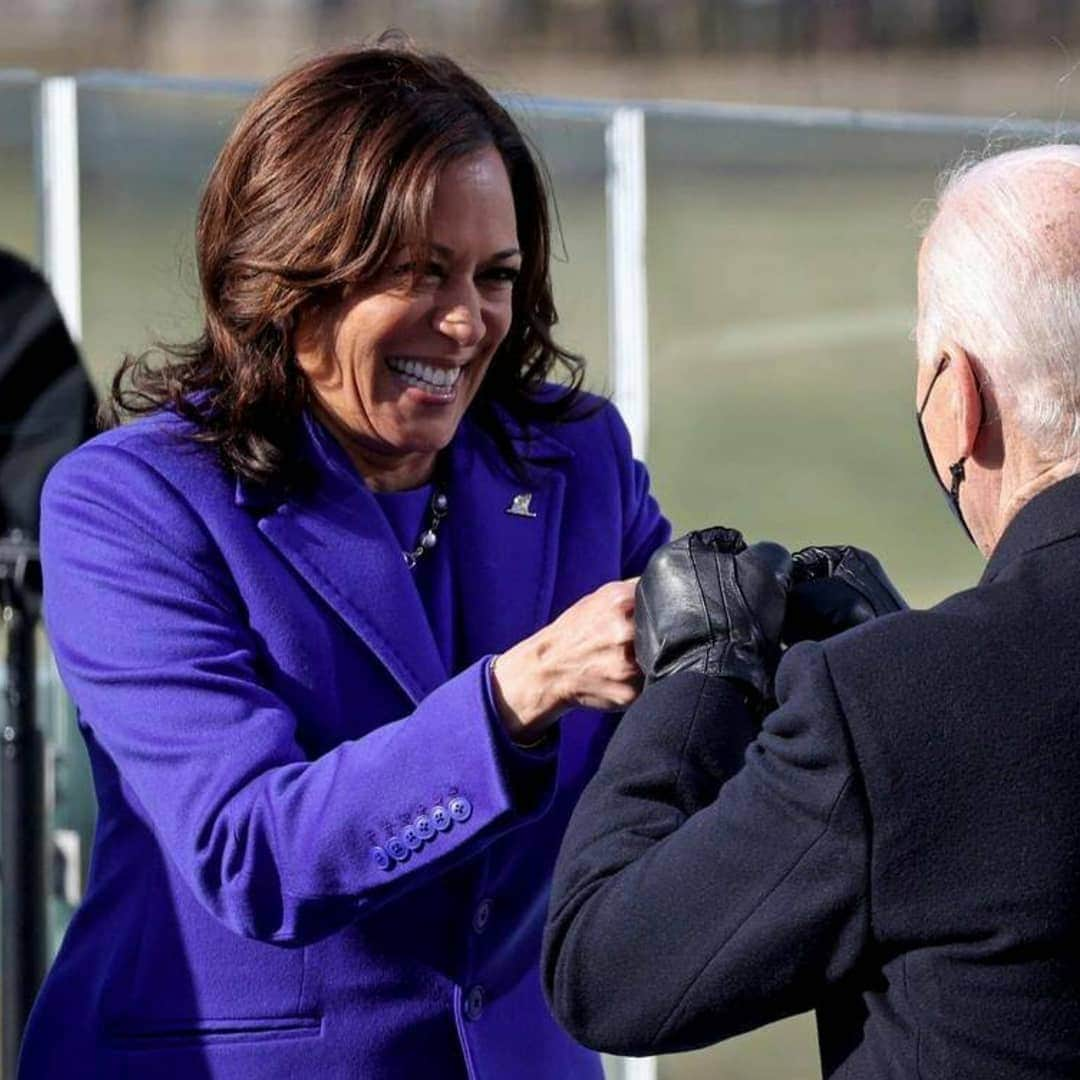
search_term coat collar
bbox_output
[981,473,1080,585]
[235,408,572,705]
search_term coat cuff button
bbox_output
[464,985,485,1022]
[370,846,392,871]
[448,796,472,823]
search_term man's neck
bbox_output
[994,457,1080,551]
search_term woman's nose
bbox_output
[435,298,483,349]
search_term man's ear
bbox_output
[946,345,985,460]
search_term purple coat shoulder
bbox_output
[20,390,669,1080]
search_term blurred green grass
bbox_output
[647,169,984,609]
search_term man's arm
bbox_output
[542,642,871,1056]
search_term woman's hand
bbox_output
[490,579,641,744]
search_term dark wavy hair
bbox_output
[105,38,590,488]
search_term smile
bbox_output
[385,357,465,397]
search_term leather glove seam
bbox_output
[689,538,718,647]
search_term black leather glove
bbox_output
[635,526,793,702]
[783,545,907,646]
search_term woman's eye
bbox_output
[391,261,444,285]
[482,267,520,286]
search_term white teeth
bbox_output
[386,357,463,392]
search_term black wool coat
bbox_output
[543,475,1080,1079]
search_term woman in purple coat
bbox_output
[20,43,668,1080]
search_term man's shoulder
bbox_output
[811,573,1045,747]
[824,575,996,659]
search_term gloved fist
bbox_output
[783,545,907,646]
[635,526,793,702]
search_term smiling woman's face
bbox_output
[296,146,521,490]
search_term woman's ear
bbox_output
[292,296,339,377]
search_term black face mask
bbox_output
[916,354,978,547]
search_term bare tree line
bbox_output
[15,0,1080,62]
[531,1,1080,55]
[315,1,1080,55]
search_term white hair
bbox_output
[916,142,1080,459]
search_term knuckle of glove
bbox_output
[633,601,663,678]
[792,545,845,582]
[634,535,730,683]
[745,541,794,592]
[633,586,703,681]
[692,525,747,555]
[703,541,791,700]
[738,543,794,629]
[638,543,701,619]
[835,548,907,615]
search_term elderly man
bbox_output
[543,144,1080,1079]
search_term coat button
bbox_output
[414,814,435,841]
[472,899,492,934]
[464,985,485,1021]
[370,846,392,871]
[386,836,409,862]
[401,825,423,851]
[431,805,451,831]
[448,796,472,823]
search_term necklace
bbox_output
[403,488,449,569]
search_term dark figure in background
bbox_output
[0,249,95,538]
[0,249,95,1079]
[544,144,1080,1078]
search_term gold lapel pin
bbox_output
[506,493,537,518]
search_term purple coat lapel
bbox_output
[239,415,446,705]
[236,411,572,705]
[446,415,571,660]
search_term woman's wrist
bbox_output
[490,636,566,743]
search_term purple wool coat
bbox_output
[18,393,669,1080]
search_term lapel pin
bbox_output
[506,493,537,518]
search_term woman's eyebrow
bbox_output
[431,243,522,261]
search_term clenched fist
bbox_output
[783,545,907,646]
[491,579,641,744]
[634,527,792,702]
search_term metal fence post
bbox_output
[603,103,657,1080]
[606,106,649,459]
[36,75,82,343]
